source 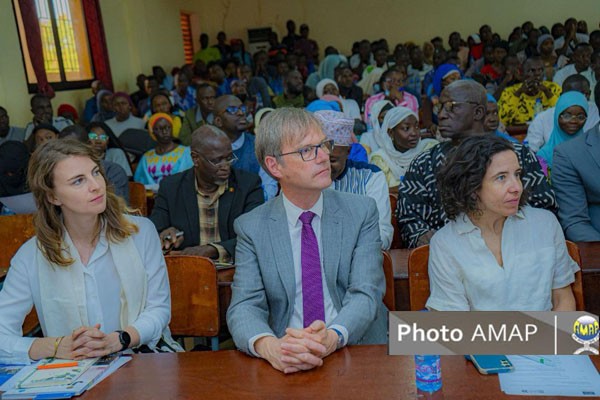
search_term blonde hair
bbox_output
[27,138,138,266]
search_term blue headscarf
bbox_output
[537,91,588,168]
[305,99,341,113]
[432,64,462,97]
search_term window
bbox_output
[180,12,194,65]
[13,0,96,92]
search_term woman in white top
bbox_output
[0,139,179,364]
[426,135,577,312]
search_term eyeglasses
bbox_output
[197,152,238,168]
[435,101,480,114]
[559,112,587,122]
[277,139,334,162]
[88,133,108,141]
[221,105,247,115]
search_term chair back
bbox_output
[566,240,585,311]
[389,194,403,249]
[119,129,156,161]
[408,242,586,311]
[165,255,220,337]
[128,181,148,216]
[0,213,39,335]
[382,251,396,311]
[0,214,35,268]
[407,245,430,311]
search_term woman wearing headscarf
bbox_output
[536,91,588,176]
[369,106,438,189]
[0,141,29,215]
[360,99,393,154]
[134,113,193,189]
[315,78,361,120]
[143,91,184,139]
[305,54,347,89]
[91,90,115,123]
[537,34,569,81]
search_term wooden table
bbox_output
[81,345,600,399]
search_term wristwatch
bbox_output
[116,330,131,351]
[331,328,344,350]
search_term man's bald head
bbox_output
[438,80,487,142]
[191,124,231,152]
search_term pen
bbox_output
[519,355,552,365]
[164,231,184,241]
[37,361,79,370]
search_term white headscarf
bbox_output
[371,106,437,180]
[316,79,338,98]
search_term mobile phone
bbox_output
[466,355,514,375]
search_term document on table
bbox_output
[499,355,600,396]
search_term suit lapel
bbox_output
[184,170,200,245]
[321,191,342,308]
[218,175,235,238]
[267,197,296,308]
[586,128,600,170]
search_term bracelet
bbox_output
[52,336,64,359]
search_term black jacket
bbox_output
[150,168,264,258]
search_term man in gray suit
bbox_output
[553,123,600,241]
[227,108,387,374]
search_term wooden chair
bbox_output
[128,181,148,216]
[382,251,396,311]
[407,242,585,311]
[165,255,220,350]
[0,214,35,268]
[0,213,40,335]
[389,194,403,249]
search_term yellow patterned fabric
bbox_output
[498,81,561,126]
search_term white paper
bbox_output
[499,355,600,396]
[0,193,36,214]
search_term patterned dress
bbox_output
[134,145,193,186]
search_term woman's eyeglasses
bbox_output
[559,113,587,122]
[88,133,108,141]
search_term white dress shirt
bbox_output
[525,101,600,152]
[0,216,171,364]
[248,192,348,356]
[552,64,595,89]
[426,206,579,312]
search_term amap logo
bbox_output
[572,315,599,355]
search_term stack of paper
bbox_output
[499,355,600,397]
[0,355,131,399]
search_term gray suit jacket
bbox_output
[553,123,600,241]
[226,189,388,354]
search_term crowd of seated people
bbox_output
[0,16,598,373]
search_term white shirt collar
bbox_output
[281,191,323,227]
[454,209,525,235]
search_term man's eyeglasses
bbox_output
[559,112,587,122]
[88,133,108,141]
[221,105,247,115]
[434,101,480,114]
[197,152,238,168]
[277,139,334,162]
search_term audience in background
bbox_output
[105,92,145,137]
[87,122,132,177]
[180,83,216,146]
[24,94,72,140]
[0,107,25,145]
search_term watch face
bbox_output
[119,330,131,350]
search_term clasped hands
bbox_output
[56,324,121,360]
[255,320,339,374]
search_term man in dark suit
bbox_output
[150,125,263,261]
[553,122,600,241]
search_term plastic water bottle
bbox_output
[415,355,442,393]
[533,98,543,117]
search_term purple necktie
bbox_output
[299,211,325,328]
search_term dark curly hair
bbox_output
[437,135,527,220]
